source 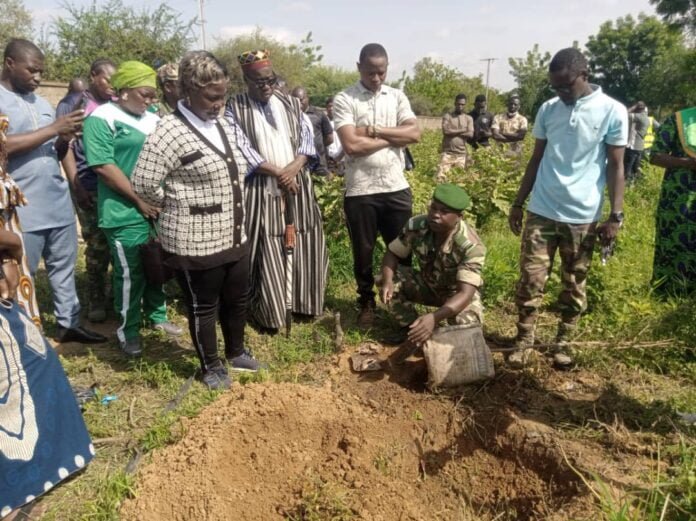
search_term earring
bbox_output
[121,92,129,101]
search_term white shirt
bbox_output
[177,100,225,153]
[333,81,416,197]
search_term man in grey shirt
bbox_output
[624,101,649,184]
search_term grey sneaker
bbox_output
[152,321,183,337]
[201,363,231,390]
[227,349,264,372]
[119,337,142,357]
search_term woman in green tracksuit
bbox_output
[82,61,181,356]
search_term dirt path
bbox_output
[120,348,655,520]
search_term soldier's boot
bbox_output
[506,322,536,369]
[552,320,577,370]
[87,291,107,323]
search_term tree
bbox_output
[44,0,195,80]
[403,57,498,116]
[213,28,310,95]
[639,45,696,114]
[0,0,33,52]
[303,65,358,106]
[508,44,553,119]
[650,0,696,33]
[585,15,683,104]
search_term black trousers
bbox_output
[624,148,642,182]
[344,188,412,304]
[176,257,249,371]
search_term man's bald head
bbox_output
[291,86,309,111]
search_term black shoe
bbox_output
[56,325,107,344]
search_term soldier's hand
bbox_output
[508,206,524,235]
[380,281,394,305]
[408,313,436,346]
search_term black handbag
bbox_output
[139,219,174,286]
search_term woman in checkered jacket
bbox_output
[132,51,267,390]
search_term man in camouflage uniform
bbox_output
[492,95,528,155]
[508,48,627,369]
[380,184,485,346]
[155,63,180,116]
[435,94,474,183]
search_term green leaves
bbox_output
[45,0,194,81]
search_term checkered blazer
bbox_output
[132,113,249,260]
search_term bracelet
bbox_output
[1,258,17,265]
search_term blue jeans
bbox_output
[23,223,81,329]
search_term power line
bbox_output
[197,0,207,50]
[480,58,497,100]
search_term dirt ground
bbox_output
[119,346,659,521]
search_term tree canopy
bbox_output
[585,14,683,105]
[0,0,33,52]
[650,0,696,32]
[44,0,195,80]
[402,58,502,116]
[508,45,553,118]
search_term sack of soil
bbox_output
[423,324,494,388]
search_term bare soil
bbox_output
[120,347,657,521]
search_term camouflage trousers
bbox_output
[435,152,468,183]
[515,212,597,321]
[389,266,483,327]
[74,194,111,303]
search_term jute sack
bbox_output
[423,324,494,388]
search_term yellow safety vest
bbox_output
[644,116,656,149]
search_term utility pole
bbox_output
[480,58,497,101]
[198,0,207,50]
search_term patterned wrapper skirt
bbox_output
[0,302,94,516]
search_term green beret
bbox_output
[433,183,470,211]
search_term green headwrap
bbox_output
[111,61,157,91]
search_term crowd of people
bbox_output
[0,35,694,518]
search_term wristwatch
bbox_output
[608,211,624,225]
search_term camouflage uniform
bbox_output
[515,212,597,322]
[387,215,486,327]
[74,199,111,306]
[435,152,468,183]
[492,112,528,155]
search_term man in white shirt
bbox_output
[333,43,421,327]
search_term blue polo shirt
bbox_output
[0,85,75,232]
[527,85,628,224]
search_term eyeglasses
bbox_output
[550,74,582,94]
[245,75,278,89]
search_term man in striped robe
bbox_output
[225,50,328,332]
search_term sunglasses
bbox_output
[550,73,583,94]
[245,75,278,89]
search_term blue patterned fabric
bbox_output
[0,303,93,517]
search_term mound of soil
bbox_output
[120,349,626,520]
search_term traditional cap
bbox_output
[111,61,157,91]
[156,63,179,84]
[433,184,471,211]
[238,49,271,71]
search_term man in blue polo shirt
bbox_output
[0,38,105,344]
[507,47,627,369]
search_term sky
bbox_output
[25,0,656,90]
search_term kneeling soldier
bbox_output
[380,184,486,346]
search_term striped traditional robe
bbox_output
[226,92,328,329]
